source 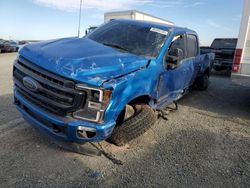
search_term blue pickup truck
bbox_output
[13,19,214,146]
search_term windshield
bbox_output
[87,20,168,58]
[211,39,237,49]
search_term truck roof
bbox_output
[115,19,196,35]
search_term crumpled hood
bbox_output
[19,37,149,87]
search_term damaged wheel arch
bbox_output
[108,103,157,146]
[107,95,157,146]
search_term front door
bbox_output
[157,33,189,107]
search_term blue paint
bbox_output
[14,19,214,143]
[19,37,149,87]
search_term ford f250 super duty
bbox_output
[13,19,214,146]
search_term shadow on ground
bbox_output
[179,75,250,122]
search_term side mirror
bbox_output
[165,48,184,69]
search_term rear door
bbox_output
[184,33,200,87]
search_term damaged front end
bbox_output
[14,19,167,148]
[13,36,151,145]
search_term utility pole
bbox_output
[78,0,83,37]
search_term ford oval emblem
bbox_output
[23,76,39,92]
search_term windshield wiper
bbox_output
[102,43,132,53]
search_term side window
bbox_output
[187,34,198,58]
[168,34,185,60]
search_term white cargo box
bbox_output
[104,10,174,26]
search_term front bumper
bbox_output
[14,89,116,143]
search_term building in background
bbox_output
[232,0,250,86]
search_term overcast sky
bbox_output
[0,0,244,45]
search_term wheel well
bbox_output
[115,95,151,126]
[128,95,151,105]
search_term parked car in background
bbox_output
[13,19,214,146]
[201,38,237,74]
[4,41,17,52]
[0,39,5,53]
[9,40,19,52]
[211,38,237,72]
[0,40,40,53]
[0,40,13,53]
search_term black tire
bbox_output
[225,69,231,77]
[196,74,209,91]
[109,104,157,146]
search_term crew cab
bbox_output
[13,19,214,146]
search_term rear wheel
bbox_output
[196,73,209,91]
[109,104,157,146]
[225,68,231,77]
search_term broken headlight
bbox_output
[73,84,112,123]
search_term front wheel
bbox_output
[109,104,157,146]
[195,74,209,91]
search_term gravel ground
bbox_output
[0,53,249,187]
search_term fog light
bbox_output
[77,126,96,132]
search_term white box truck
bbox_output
[232,0,250,86]
[85,10,174,35]
[104,10,174,25]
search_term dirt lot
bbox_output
[0,53,250,187]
